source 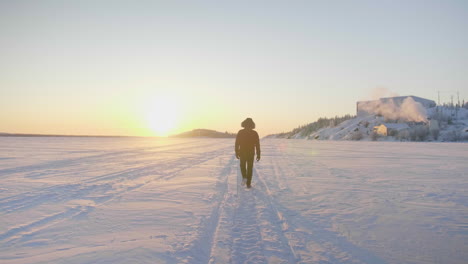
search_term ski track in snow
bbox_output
[0,137,467,264]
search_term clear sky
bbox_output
[1,0,467,137]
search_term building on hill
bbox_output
[373,123,410,136]
[357,96,436,116]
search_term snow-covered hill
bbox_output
[269,106,468,142]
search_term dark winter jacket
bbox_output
[235,129,261,157]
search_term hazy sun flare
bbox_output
[145,96,179,137]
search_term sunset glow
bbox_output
[145,96,180,137]
[0,1,466,137]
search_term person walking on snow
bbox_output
[235,118,261,188]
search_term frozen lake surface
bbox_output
[0,137,467,264]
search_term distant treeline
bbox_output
[171,129,236,138]
[269,114,355,139]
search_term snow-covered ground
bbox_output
[0,137,467,264]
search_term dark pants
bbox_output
[240,154,254,186]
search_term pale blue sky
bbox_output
[1,0,467,136]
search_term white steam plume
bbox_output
[370,87,399,100]
[359,97,428,122]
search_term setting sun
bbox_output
[145,96,180,137]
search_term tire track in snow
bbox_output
[254,147,386,264]
[0,143,234,246]
[252,167,299,263]
[0,139,213,179]
[229,188,268,264]
[0,143,232,214]
[208,165,267,264]
[206,158,238,264]
[175,155,236,264]
[254,162,347,263]
[0,205,91,246]
[207,163,297,264]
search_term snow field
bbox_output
[0,137,467,264]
